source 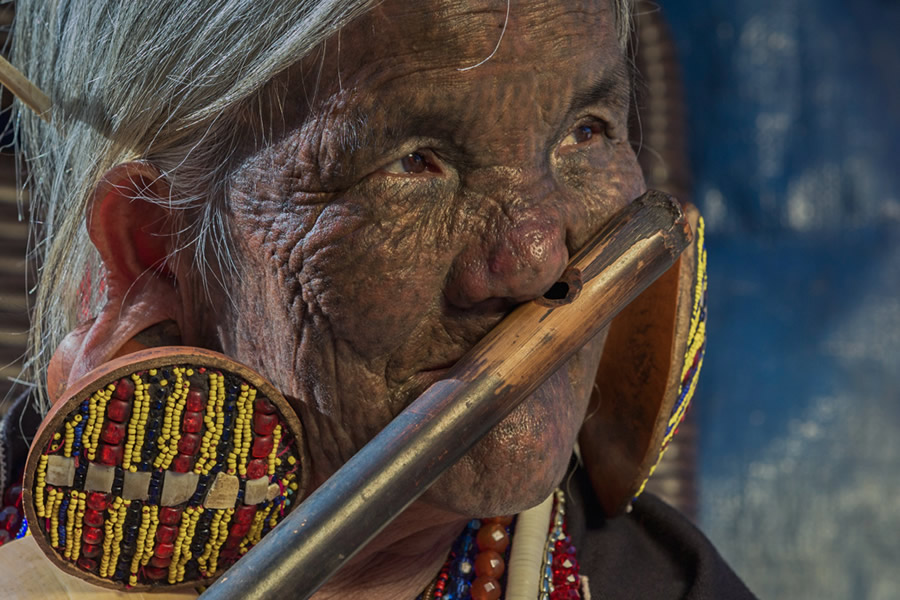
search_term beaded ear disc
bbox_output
[22,347,308,590]
[579,204,707,516]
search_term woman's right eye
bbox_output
[381,151,440,175]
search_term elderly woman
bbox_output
[0,0,756,598]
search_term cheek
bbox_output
[229,185,448,363]
[558,144,647,251]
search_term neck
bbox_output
[310,501,468,600]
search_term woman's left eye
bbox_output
[381,150,440,175]
[561,122,603,148]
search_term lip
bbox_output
[406,365,454,394]
[391,361,462,409]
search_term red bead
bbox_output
[178,433,202,455]
[98,443,123,466]
[82,543,101,558]
[159,507,182,525]
[234,506,257,525]
[182,411,203,433]
[154,542,174,558]
[106,399,131,423]
[156,525,178,544]
[172,453,194,473]
[186,390,206,412]
[83,526,103,545]
[84,509,104,528]
[476,523,509,554]
[145,566,168,580]
[86,492,109,511]
[150,554,172,568]
[253,412,278,436]
[246,459,267,480]
[252,435,274,458]
[483,515,514,527]
[474,550,505,578]
[230,521,251,538]
[101,421,126,445]
[554,536,575,554]
[76,557,97,571]
[114,378,135,400]
[471,576,502,600]
[554,590,581,600]
[255,397,276,414]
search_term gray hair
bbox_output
[14,0,633,414]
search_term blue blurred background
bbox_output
[662,0,900,597]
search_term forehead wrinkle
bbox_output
[361,0,618,74]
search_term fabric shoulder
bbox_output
[565,465,759,600]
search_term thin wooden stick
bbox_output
[0,54,51,122]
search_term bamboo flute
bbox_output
[199,189,692,600]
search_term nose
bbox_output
[444,193,570,310]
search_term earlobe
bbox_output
[55,162,191,391]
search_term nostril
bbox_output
[543,281,570,301]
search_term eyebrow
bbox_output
[570,62,632,114]
[329,108,462,165]
[327,62,634,163]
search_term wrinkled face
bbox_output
[218,0,644,516]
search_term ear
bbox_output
[47,162,191,401]
[578,204,707,516]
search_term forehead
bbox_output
[299,0,624,111]
[344,0,619,71]
[277,0,627,166]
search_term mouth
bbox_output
[393,360,460,408]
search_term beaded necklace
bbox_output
[418,489,581,600]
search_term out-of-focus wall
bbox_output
[659,1,900,598]
[0,4,28,411]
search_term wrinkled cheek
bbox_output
[598,151,646,208]
[299,231,442,359]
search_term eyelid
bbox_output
[559,117,609,150]
[379,148,443,176]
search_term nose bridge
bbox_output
[445,169,571,309]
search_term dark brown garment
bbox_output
[567,465,758,600]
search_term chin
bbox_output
[418,332,606,517]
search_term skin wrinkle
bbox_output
[212,3,644,596]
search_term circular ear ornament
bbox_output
[22,347,308,590]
